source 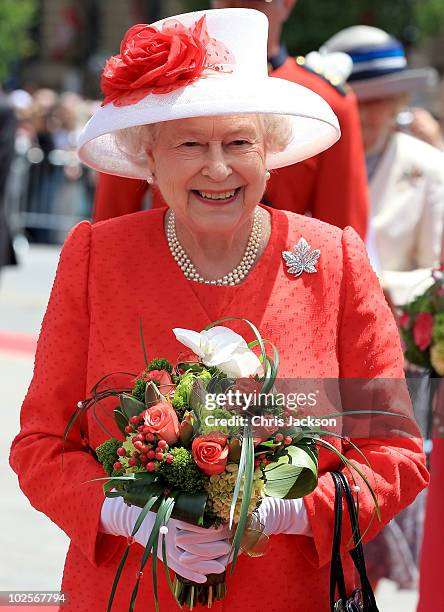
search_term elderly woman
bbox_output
[10,9,428,612]
[323,25,444,307]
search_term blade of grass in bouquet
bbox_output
[248,338,280,393]
[129,496,172,612]
[161,496,183,609]
[91,400,115,438]
[90,371,136,397]
[314,437,380,543]
[229,430,255,574]
[139,318,150,369]
[107,489,162,612]
[229,423,249,530]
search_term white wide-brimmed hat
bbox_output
[322,25,437,101]
[78,8,340,179]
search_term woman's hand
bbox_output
[255,497,312,536]
[100,497,230,583]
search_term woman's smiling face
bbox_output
[146,114,267,234]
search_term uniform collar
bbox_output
[268,45,289,71]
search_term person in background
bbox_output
[93,0,369,240]
[323,25,444,308]
[323,24,444,591]
[408,107,444,151]
[0,90,17,276]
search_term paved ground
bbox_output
[0,244,419,610]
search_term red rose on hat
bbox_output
[101,16,234,107]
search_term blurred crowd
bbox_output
[0,87,97,253]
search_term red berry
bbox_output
[130,416,140,425]
[113,462,123,471]
[138,425,145,432]
[117,447,126,457]
[275,433,284,443]
[134,440,143,451]
[284,436,292,445]
[140,454,148,464]
[147,462,156,472]
[140,444,150,454]
[157,440,168,450]
[254,459,261,468]
[155,452,164,461]
[166,454,174,464]
[147,450,156,459]
[133,434,144,443]
[142,426,151,435]
[125,425,133,434]
[128,458,138,467]
[145,433,155,442]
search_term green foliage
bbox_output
[96,438,122,476]
[132,378,147,403]
[0,0,37,82]
[158,447,208,493]
[147,358,173,374]
[172,369,212,420]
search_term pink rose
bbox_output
[413,312,434,351]
[398,313,410,330]
[144,369,175,396]
[192,432,228,476]
[143,401,179,444]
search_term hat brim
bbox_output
[78,73,340,178]
[351,67,437,101]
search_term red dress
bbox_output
[92,58,368,240]
[10,207,427,611]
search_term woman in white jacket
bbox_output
[324,25,444,307]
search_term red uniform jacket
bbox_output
[92,57,368,239]
[10,207,426,611]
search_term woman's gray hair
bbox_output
[114,114,293,162]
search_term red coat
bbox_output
[92,58,368,239]
[10,207,426,611]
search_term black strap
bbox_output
[330,472,379,612]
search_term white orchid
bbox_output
[172,325,262,378]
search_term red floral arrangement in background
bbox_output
[101,16,235,107]
[399,267,444,374]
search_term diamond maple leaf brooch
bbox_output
[282,238,321,277]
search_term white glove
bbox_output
[100,496,230,583]
[255,497,312,536]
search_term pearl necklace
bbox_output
[166,208,262,286]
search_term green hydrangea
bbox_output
[206,463,265,523]
[433,313,444,344]
[172,370,212,420]
[158,447,208,493]
[96,438,122,476]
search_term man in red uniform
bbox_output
[93,0,368,239]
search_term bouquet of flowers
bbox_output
[65,318,379,611]
[398,267,444,375]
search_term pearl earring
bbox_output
[147,174,154,185]
[265,170,271,181]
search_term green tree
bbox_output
[0,0,37,83]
